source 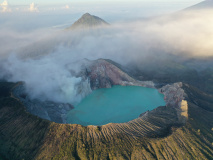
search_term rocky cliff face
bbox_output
[82,59,155,89]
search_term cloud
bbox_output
[1,54,84,104]
[28,2,39,12]
[0,9,213,103]
[0,0,11,12]
[64,5,70,9]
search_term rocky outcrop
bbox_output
[178,100,188,123]
[79,59,155,89]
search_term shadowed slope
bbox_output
[0,82,51,160]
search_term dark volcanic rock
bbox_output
[67,13,109,30]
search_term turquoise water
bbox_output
[67,85,165,126]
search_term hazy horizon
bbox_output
[1,7,213,103]
[0,0,205,31]
[1,0,213,103]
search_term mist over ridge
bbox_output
[1,8,213,103]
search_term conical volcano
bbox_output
[68,13,109,30]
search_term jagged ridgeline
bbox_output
[67,13,109,30]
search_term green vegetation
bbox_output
[0,82,51,160]
[0,82,213,159]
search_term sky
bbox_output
[0,0,204,18]
[0,0,205,32]
[0,0,204,9]
[3,0,203,5]
[0,0,204,16]
[0,0,207,34]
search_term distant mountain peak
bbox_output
[67,13,109,30]
[82,13,92,17]
[186,0,213,10]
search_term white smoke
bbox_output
[1,52,86,104]
[0,0,11,12]
[28,2,39,12]
[1,9,213,103]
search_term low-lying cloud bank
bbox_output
[1,9,213,104]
